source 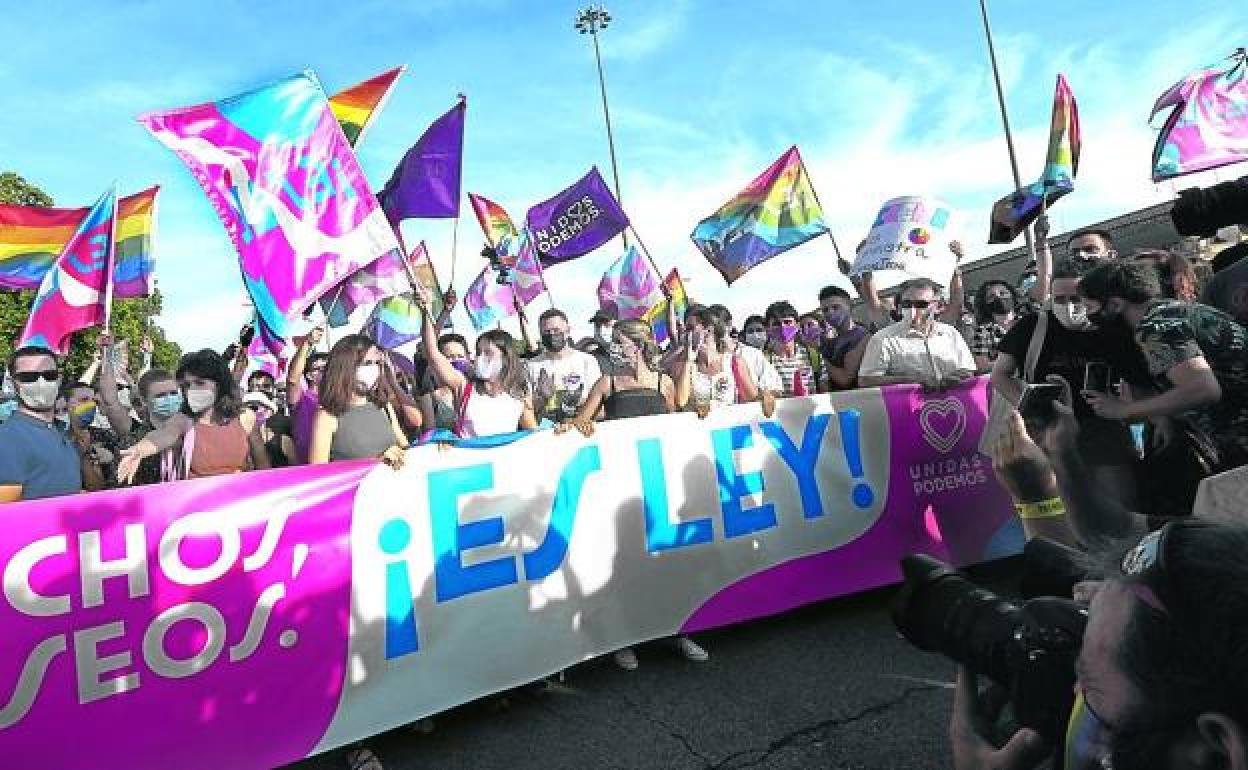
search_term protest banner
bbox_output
[0,378,1020,769]
[850,196,960,290]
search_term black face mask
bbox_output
[541,331,567,353]
[1087,305,1124,330]
[889,308,903,323]
[985,297,1014,316]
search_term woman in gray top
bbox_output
[308,334,410,467]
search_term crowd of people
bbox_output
[1,214,1247,769]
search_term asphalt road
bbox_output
[288,560,1023,770]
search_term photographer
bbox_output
[950,519,1248,770]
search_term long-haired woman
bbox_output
[557,320,707,670]
[117,349,271,483]
[308,335,409,468]
[420,297,537,437]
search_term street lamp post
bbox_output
[575,5,625,208]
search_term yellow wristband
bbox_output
[1015,498,1066,520]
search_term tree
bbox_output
[0,171,182,381]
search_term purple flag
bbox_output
[139,71,399,353]
[525,167,629,266]
[379,97,466,221]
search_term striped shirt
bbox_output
[767,346,817,396]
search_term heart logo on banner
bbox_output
[919,397,967,454]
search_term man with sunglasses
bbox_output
[0,347,83,501]
[858,278,976,389]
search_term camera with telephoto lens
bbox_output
[1171,174,1248,236]
[891,552,1088,747]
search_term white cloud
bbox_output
[598,1,691,62]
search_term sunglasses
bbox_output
[13,370,60,384]
[900,300,934,309]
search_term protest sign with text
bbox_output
[851,196,959,289]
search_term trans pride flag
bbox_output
[18,188,116,354]
[139,71,399,352]
[1150,48,1248,182]
[641,269,688,345]
[597,246,662,320]
[691,146,828,284]
[989,74,1081,244]
[328,66,404,147]
[0,186,159,297]
[463,231,545,331]
[469,193,519,252]
[319,244,415,328]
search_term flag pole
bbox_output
[102,184,120,334]
[978,0,1038,264]
[625,224,666,282]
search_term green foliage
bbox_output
[0,171,181,378]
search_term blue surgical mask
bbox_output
[150,392,184,419]
[0,400,16,422]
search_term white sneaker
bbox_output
[675,636,708,662]
[613,647,639,671]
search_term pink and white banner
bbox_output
[0,378,1020,769]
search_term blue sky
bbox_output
[2,0,1242,350]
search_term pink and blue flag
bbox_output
[18,187,117,354]
[1151,48,1248,182]
[378,97,466,222]
[138,71,399,353]
[691,146,829,284]
[525,167,629,266]
[319,243,417,327]
[597,246,662,320]
[463,231,546,331]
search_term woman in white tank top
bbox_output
[421,302,537,438]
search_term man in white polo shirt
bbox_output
[857,278,975,389]
[528,308,602,422]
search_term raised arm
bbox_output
[1029,215,1052,304]
[96,333,134,436]
[859,271,889,329]
[116,413,192,484]
[286,326,324,405]
[420,296,467,394]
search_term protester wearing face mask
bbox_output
[740,315,768,350]
[554,320,708,668]
[708,305,782,404]
[819,286,871,391]
[244,390,294,467]
[858,278,976,389]
[970,280,1022,372]
[118,349,272,483]
[764,301,820,396]
[669,305,761,417]
[59,381,113,491]
[420,333,470,433]
[1077,260,1248,472]
[0,347,86,501]
[305,335,409,468]
[420,297,537,438]
[528,308,602,423]
[991,260,1151,508]
[586,307,618,378]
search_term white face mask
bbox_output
[185,384,217,415]
[595,324,614,346]
[743,330,767,349]
[903,305,933,328]
[474,355,503,382]
[1053,302,1091,330]
[356,362,381,390]
[17,379,59,412]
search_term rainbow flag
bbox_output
[989,74,1081,244]
[690,146,828,284]
[642,269,688,345]
[365,293,424,350]
[469,193,518,250]
[0,186,159,297]
[18,187,116,354]
[329,66,405,147]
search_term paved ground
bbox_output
[288,560,1022,770]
